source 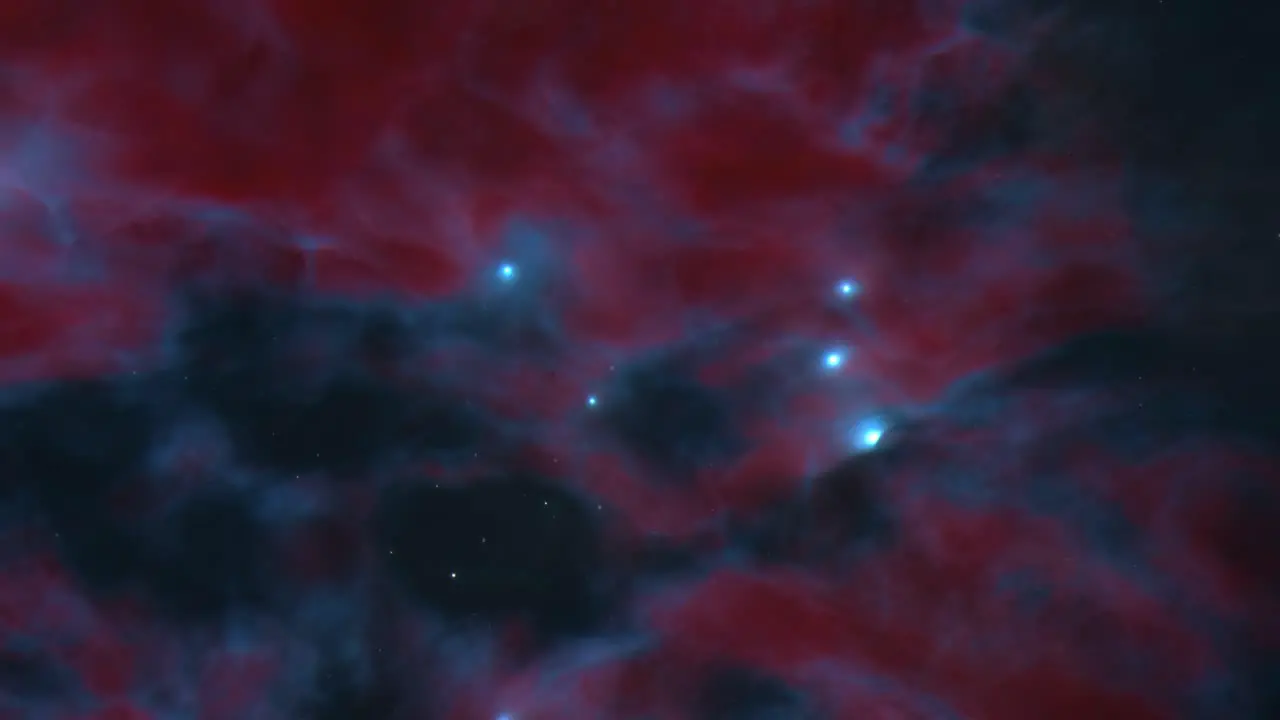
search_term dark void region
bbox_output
[733,449,896,569]
[374,475,608,640]
[0,288,513,627]
[696,665,823,720]
[173,290,493,477]
[298,655,404,720]
[973,0,1280,323]
[1001,325,1280,445]
[595,356,748,484]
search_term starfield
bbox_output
[0,1,1276,718]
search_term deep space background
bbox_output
[0,0,1278,718]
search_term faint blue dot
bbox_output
[586,394,598,408]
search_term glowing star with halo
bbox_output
[585,394,599,408]
[496,262,519,284]
[821,347,848,372]
[850,416,887,451]
[834,278,860,299]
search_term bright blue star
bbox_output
[496,262,519,284]
[850,416,887,451]
[822,348,847,371]
[834,278,860,299]
[586,394,599,408]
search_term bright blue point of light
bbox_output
[823,349,846,370]
[850,417,887,451]
[586,394,598,408]
[497,262,519,283]
[834,278,860,299]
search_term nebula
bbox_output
[0,1,1276,718]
